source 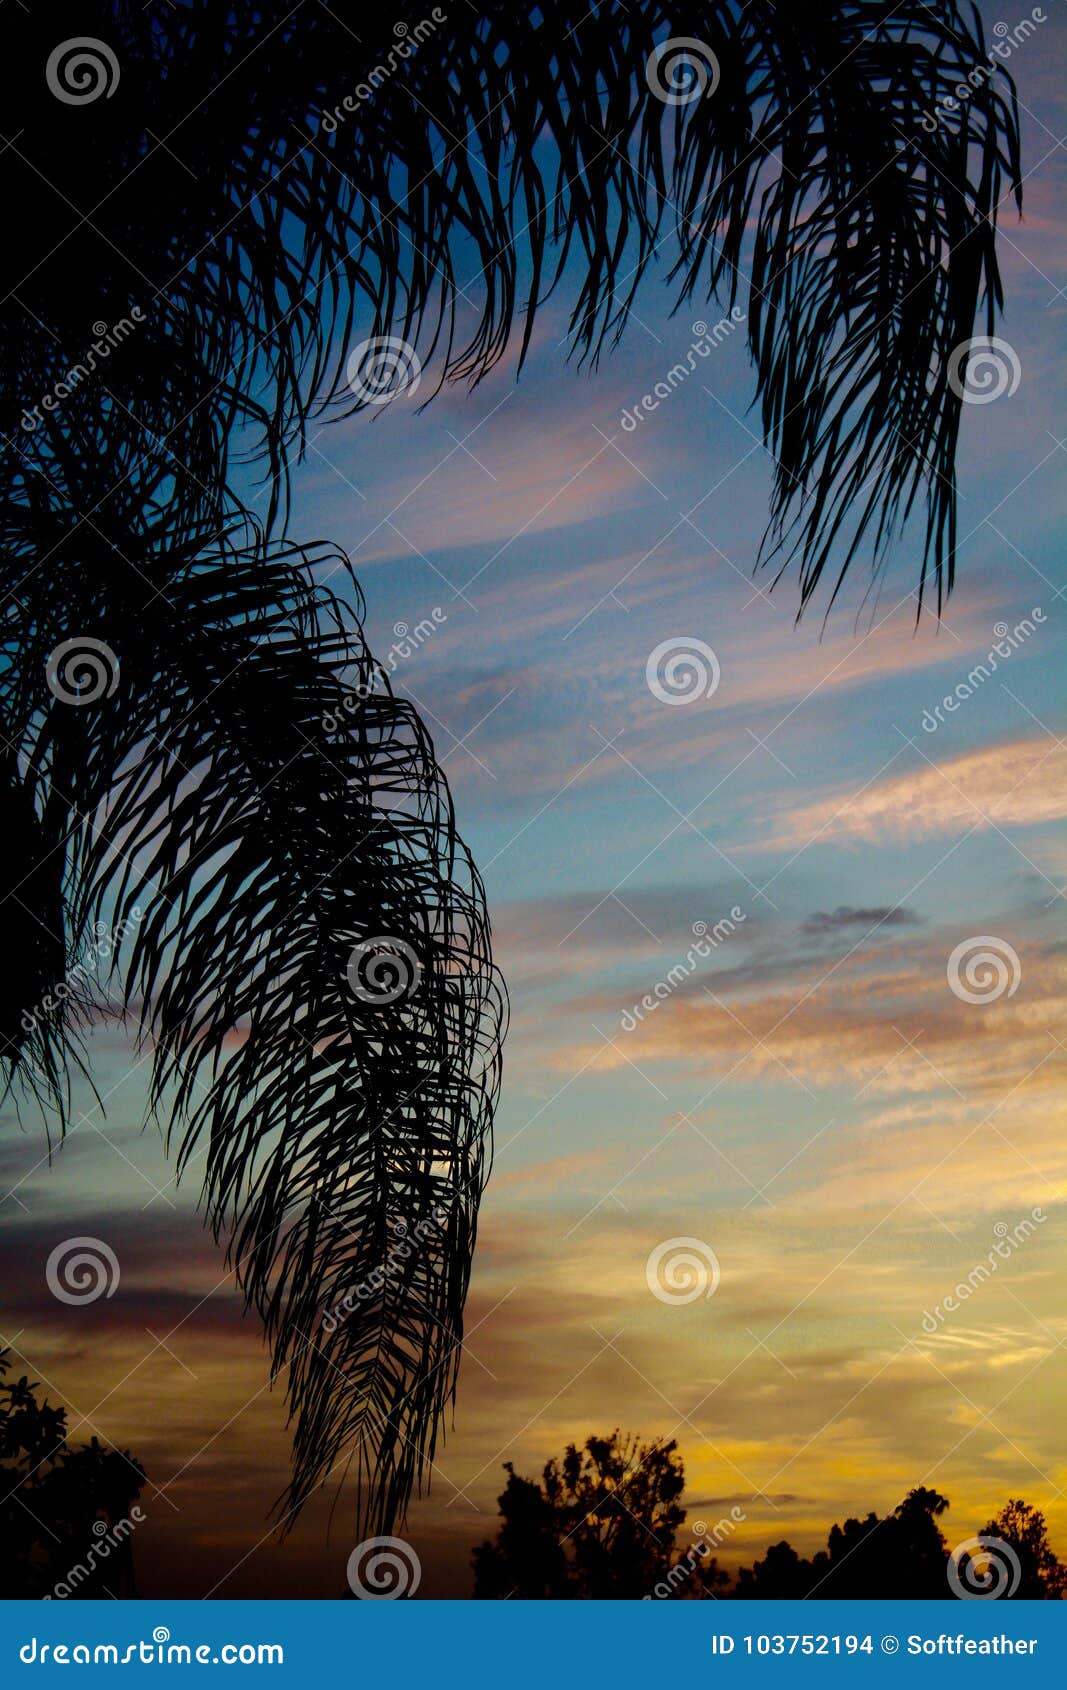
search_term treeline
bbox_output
[472,1432,1066,1600]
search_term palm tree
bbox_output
[0,2,1021,1538]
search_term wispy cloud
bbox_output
[761,738,1067,852]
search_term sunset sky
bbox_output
[2,3,1065,1599]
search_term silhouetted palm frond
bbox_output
[0,0,1021,1531]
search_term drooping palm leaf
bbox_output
[0,0,1021,1531]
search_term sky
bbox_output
[2,4,1066,1599]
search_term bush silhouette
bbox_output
[0,1350,146,1598]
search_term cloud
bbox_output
[763,738,1067,852]
[802,905,923,934]
[554,920,1067,1112]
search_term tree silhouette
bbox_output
[737,1487,952,1599]
[0,1350,146,1598]
[473,1431,727,1598]
[976,1500,1067,1599]
[736,1487,1067,1599]
[1,2,1022,1533]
